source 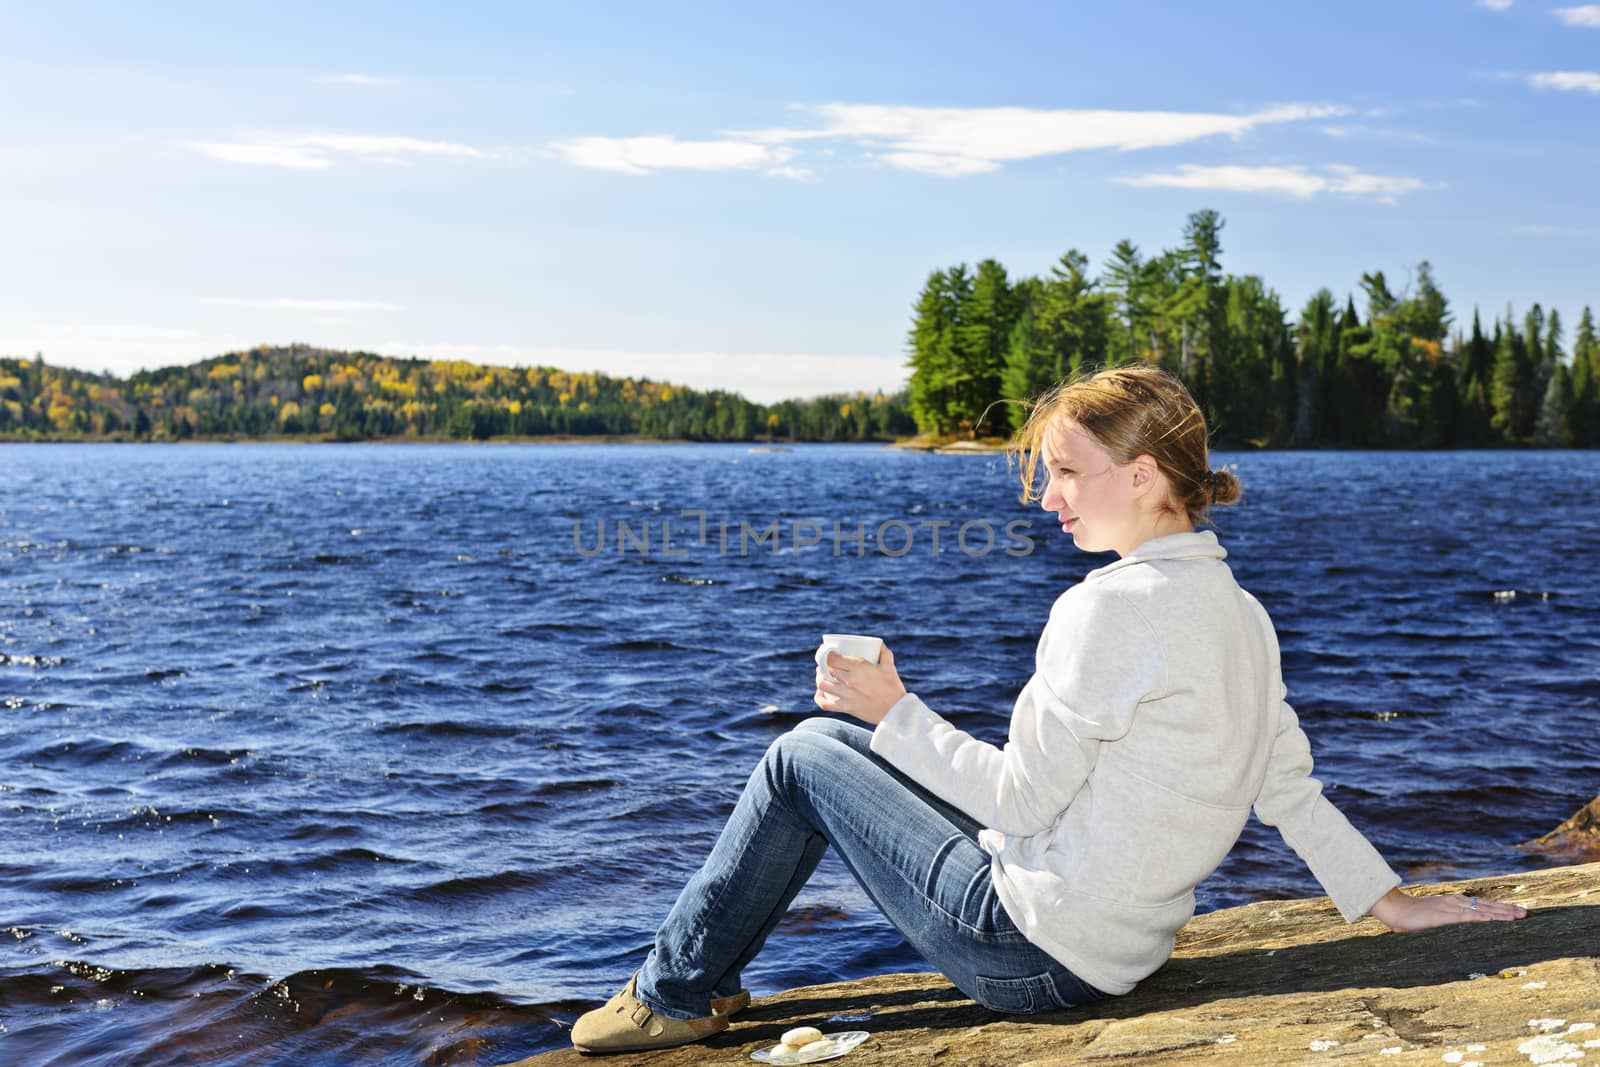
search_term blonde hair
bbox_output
[1006,364,1241,524]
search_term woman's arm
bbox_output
[1369,886,1527,931]
[814,585,1161,838]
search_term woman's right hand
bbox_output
[1368,887,1527,932]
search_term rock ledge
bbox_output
[506,862,1599,1066]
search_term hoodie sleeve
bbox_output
[1249,602,1402,921]
[870,583,1166,837]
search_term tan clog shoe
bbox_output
[711,988,750,1016]
[571,972,729,1054]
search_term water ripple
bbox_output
[1,443,1597,1064]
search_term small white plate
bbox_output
[750,1030,870,1063]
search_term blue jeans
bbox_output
[634,717,1107,1018]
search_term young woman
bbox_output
[570,364,1526,1054]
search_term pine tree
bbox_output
[1163,210,1228,411]
[1034,249,1109,385]
[1395,261,1451,341]
[1534,363,1574,446]
[1458,309,1495,442]
[1490,311,1533,443]
[952,259,1015,436]
[1219,274,1290,444]
[1102,239,1150,365]
[906,267,965,435]
[1000,278,1051,431]
[1292,289,1339,446]
[1571,307,1598,446]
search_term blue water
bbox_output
[2,443,1597,1065]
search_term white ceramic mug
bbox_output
[814,633,883,684]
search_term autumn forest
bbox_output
[4,211,1596,447]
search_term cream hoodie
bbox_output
[870,530,1401,996]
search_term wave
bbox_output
[375,720,523,740]
[0,959,572,1065]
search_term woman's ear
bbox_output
[1129,454,1161,495]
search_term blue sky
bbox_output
[2,0,1597,402]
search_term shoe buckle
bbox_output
[629,1001,653,1028]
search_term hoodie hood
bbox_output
[1084,530,1228,583]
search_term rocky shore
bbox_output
[505,861,1599,1066]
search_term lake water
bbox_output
[2,443,1597,1065]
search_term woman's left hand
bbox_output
[1368,886,1528,932]
[814,646,907,726]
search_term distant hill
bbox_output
[0,344,916,442]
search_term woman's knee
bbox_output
[761,719,865,784]
[793,715,871,748]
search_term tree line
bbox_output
[0,345,917,443]
[908,209,1598,447]
[6,215,1596,448]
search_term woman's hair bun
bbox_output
[1204,468,1241,507]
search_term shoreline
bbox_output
[1,432,1576,452]
[504,860,1600,1065]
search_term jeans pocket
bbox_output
[971,971,1055,1014]
[973,969,1107,1014]
[1049,968,1109,1009]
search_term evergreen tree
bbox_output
[1571,308,1598,446]
[953,258,1015,435]
[906,267,965,435]
[1036,249,1109,382]
[1000,278,1051,431]
[1217,274,1290,444]
[1490,311,1534,443]
[1291,289,1339,446]
[1395,261,1451,341]
[1457,309,1495,443]
[1534,363,1574,447]
[1102,239,1152,365]
[1161,210,1228,410]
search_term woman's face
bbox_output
[1038,419,1145,556]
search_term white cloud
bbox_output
[1116,163,1425,203]
[873,151,1000,177]
[192,142,329,170]
[318,73,399,87]
[298,134,484,159]
[202,298,400,312]
[549,134,801,177]
[1476,0,1514,11]
[555,101,1347,180]
[1322,164,1428,201]
[191,131,487,169]
[372,342,907,403]
[1553,5,1600,27]
[1528,70,1600,92]
[1319,124,1430,143]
